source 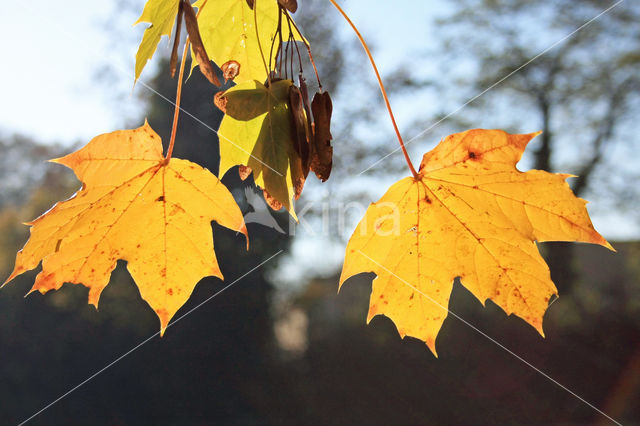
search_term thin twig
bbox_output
[328,0,418,177]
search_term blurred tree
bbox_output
[0,135,69,209]
[424,0,640,292]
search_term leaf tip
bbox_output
[426,338,439,357]
[157,308,171,336]
[239,224,250,250]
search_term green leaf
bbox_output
[193,0,305,83]
[218,79,304,218]
[134,0,180,82]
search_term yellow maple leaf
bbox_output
[3,122,247,333]
[192,0,304,84]
[217,79,305,218]
[340,129,612,356]
[134,0,180,82]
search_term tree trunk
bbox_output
[534,94,576,294]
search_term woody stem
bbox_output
[165,39,190,161]
[166,0,209,161]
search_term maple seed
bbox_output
[289,85,311,177]
[169,2,184,78]
[278,0,298,13]
[310,91,334,181]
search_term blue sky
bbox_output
[0,0,438,143]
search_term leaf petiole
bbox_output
[328,0,418,178]
[166,0,210,161]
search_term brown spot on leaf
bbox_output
[156,196,165,202]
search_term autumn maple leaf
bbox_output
[340,129,612,355]
[134,0,180,82]
[3,122,247,333]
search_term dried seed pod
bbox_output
[182,0,220,86]
[310,90,333,181]
[213,92,227,113]
[278,0,298,13]
[221,60,241,82]
[169,3,184,78]
[298,75,314,149]
[289,85,311,177]
[238,165,252,181]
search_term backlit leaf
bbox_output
[340,129,612,355]
[192,0,304,83]
[3,122,247,333]
[134,0,180,82]
[217,79,305,218]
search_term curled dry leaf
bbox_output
[278,0,298,13]
[310,90,333,181]
[169,2,184,78]
[3,122,247,334]
[221,60,241,82]
[182,0,220,86]
[214,92,227,113]
[340,129,612,355]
